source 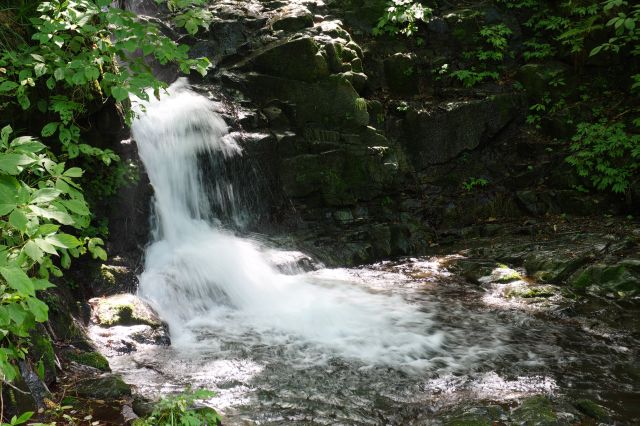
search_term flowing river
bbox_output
[95,80,639,424]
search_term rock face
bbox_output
[106,0,629,269]
[401,94,524,168]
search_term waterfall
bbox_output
[132,79,445,367]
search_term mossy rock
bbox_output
[573,399,610,421]
[523,251,591,283]
[443,405,504,426]
[76,375,131,399]
[504,283,557,299]
[30,334,57,385]
[510,395,558,425]
[67,350,111,372]
[244,73,369,129]
[569,259,640,297]
[90,294,163,328]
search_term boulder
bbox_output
[90,294,163,328]
[75,374,132,399]
[270,6,314,32]
[569,259,640,296]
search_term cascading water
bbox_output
[131,79,446,367]
[93,79,639,423]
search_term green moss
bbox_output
[574,399,609,420]
[30,334,56,382]
[76,375,131,399]
[511,395,557,425]
[95,294,162,327]
[100,266,116,285]
[68,351,110,372]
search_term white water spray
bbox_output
[132,79,445,367]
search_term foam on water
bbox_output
[131,80,449,367]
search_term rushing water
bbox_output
[120,80,640,424]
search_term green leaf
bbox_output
[63,167,83,178]
[32,279,55,290]
[15,411,34,424]
[0,203,16,216]
[85,66,100,80]
[26,298,48,322]
[34,238,58,255]
[11,139,46,154]
[45,233,82,249]
[34,63,47,78]
[29,205,74,226]
[111,86,129,102]
[42,122,59,137]
[91,246,108,261]
[23,241,44,263]
[0,266,35,296]
[54,68,65,81]
[0,81,18,92]
[0,154,36,174]
[1,125,12,144]
[37,224,60,236]
[9,209,29,233]
[60,199,89,215]
[31,188,62,203]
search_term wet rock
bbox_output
[443,404,505,425]
[523,251,592,283]
[573,399,610,422]
[122,405,139,424]
[402,94,524,169]
[90,294,163,328]
[451,260,496,283]
[75,374,132,399]
[479,266,523,283]
[503,282,557,299]
[569,259,640,297]
[510,395,559,425]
